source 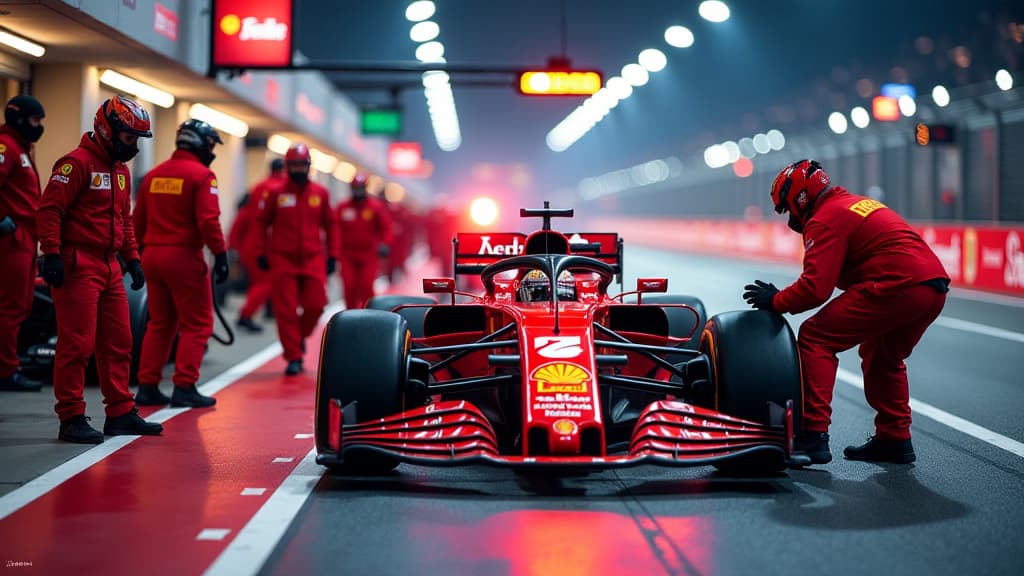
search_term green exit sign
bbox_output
[361,108,402,136]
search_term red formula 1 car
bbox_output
[315,204,810,474]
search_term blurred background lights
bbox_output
[606,76,633,99]
[409,20,439,42]
[698,1,731,23]
[752,133,771,154]
[850,106,870,128]
[415,41,445,62]
[405,1,435,22]
[828,111,849,134]
[931,85,950,107]
[664,25,695,48]
[469,197,499,227]
[621,63,649,86]
[638,48,667,72]
[732,157,753,178]
[766,129,785,150]
[995,69,1013,91]
[898,94,917,116]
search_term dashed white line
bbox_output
[293,433,313,439]
[933,316,1024,344]
[271,457,294,463]
[836,368,1024,459]
[196,529,232,541]
[203,448,321,576]
[240,488,267,496]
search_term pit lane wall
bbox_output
[589,218,1024,298]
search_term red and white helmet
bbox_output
[93,95,152,150]
[770,159,830,218]
[284,143,311,165]
[351,172,369,189]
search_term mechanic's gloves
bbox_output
[127,259,146,291]
[326,256,337,275]
[743,280,779,312]
[214,252,230,284]
[378,243,390,258]
[0,215,15,236]
[40,254,64,288]
[257,255,270,271]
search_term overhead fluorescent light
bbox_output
[267,134,291,155]
[189,103,249,138]
[309,148,338,174]
[0,29,45,58]
[100,70,175,109]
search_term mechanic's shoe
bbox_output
[285,360,303,376]
[0,371,43,392]
[103,407,164,436]
[236,316,264,334]
[844,436,916,464]
[794,431,832,464]
[134,384,170,406]
[58,415,104,444]
[171,385,216,408]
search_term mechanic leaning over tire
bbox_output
[743,159,949,466]
[256,143,340,376]
[0,95,46,393]
[336,172,392,310]
[229,158,284,334]
[36,95,163,444]
[131,119,229,409]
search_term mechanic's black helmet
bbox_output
[176,119,222,166]
[270,157,284,172]
[5,94,45,143]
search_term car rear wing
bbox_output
[453,231,623,276]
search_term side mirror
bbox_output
[636,278,668,293]
[422,278,455,294]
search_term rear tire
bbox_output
[699,310,802,473]
[315,309,410,473]
[365,295,434,338]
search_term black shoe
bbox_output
[794,431,832,464]
[103,407,164,436]
[0,371,43,392]
[236,317,264,334]
[59,415,104,444]
[285,360,303,376]
[844,436,916,464]
[135,384,170,406]
[171,385,216,408]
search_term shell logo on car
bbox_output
[552,419,578,435]
[532,362,590,394]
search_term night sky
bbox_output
[296,0,1024,199]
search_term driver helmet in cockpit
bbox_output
[517,269,577,302]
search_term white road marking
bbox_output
[240,488,267,496]
[196,529,232,541]
[271,457,294,463]
[0,341,284,522]
[837,368,1024,459]
[203,448,321,576]
[293,433,313,439]
[949,287,1024,308]
[933,316,1024,344]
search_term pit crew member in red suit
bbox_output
[743,159,948,465]
[256,144,339,376]
[36,95,163,443]
[383,195,413,282]
[132,119,229,408]
[336,173,392,309]
[229,157,284,333]
[0,95,46,392]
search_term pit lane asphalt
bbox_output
[257,247,1024,576]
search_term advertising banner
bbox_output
[212,0,293,69]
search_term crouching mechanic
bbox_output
[742,159,948,465]
[36,95,163,443]
[132,119,229,408]
[257,144,339,376]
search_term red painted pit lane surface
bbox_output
[0,345,321,576]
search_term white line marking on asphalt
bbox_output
[0,341,284,522]
[933,316,1024,344]
[949,287,1024,308]
[196,529,232,541]
[271,457,294,463]
[203,448,321,576]
[837,368,1024,459]
[240,488,267,496]
[293,433,313,439]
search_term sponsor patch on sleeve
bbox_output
[89,172,112,190]
[308,195,321,207]
[150,177,184,195]
[59,163,74,176]
[0,143,6,153]
[277,193,297,207]
[849,198,886,217]
[20,153,31,167]
[209,179,219,195]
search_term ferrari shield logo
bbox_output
[117,174,126,191]
[60,163,73,176]
[309,195,321,207]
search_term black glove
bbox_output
[257,255,270,271]
[40,254,64,288]
[326,257,337,275]
[0,216,15,236]
[743,280,779,312]
[378,243,390,258]
[127,259,145,291]
[214,252,230,284]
